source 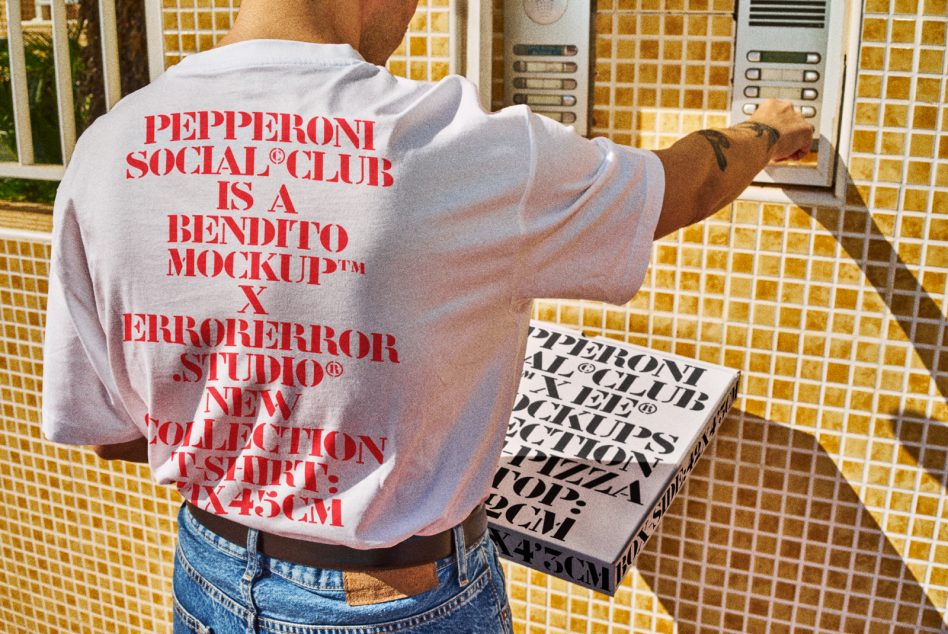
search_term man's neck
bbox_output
[214,1,360,51]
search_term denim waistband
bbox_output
[178,501,487,591]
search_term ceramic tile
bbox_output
[3,1,948,632]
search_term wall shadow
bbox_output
[787,161,947,504]
[884,408,948,491]
[634,409,947,633]
[784,164,947,401]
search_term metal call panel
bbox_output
[504,0,591,136]
[731,1,848,188]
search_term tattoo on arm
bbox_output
[697,130,731,172]
[735,121,781,151]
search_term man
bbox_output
[41,1,813,631]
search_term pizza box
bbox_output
[487,321,741,595]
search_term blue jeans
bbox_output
[172,502,514,633]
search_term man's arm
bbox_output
[651,98,815,240]
[91,436,149,463]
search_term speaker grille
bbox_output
[748,1,827,28]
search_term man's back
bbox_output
[42,38,664,549]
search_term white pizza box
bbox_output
[487,321,741,595]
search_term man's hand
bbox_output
[748,98,816,162]
[91,436,149,463]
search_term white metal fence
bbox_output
[0,0,164,180]
[0,0,493,183]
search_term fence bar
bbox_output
[464,0,492,110]
[4,0,35,165]
[0,162,65,180]
[144,0,165,81]
[0,225,54,243]
[49,0,76,166]
[449,0,459,76]
[98,0,122,110]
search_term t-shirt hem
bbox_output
[42,418,145,447]
[608,147,666,306]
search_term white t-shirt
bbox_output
[41,38,665,548]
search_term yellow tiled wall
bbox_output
[0,0,946,632]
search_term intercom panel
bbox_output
[504,0,591,136]
[731,1,848,188]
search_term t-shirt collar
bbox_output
[168,38,367,73]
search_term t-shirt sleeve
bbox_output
[41,168,142,446]
[514,109,666,305]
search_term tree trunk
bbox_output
[76,0,150,131]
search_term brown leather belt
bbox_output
[184,501,488,570]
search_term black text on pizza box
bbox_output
[487,321,741,595]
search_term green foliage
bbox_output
[0,21,92,204]
[0,176,58,202]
